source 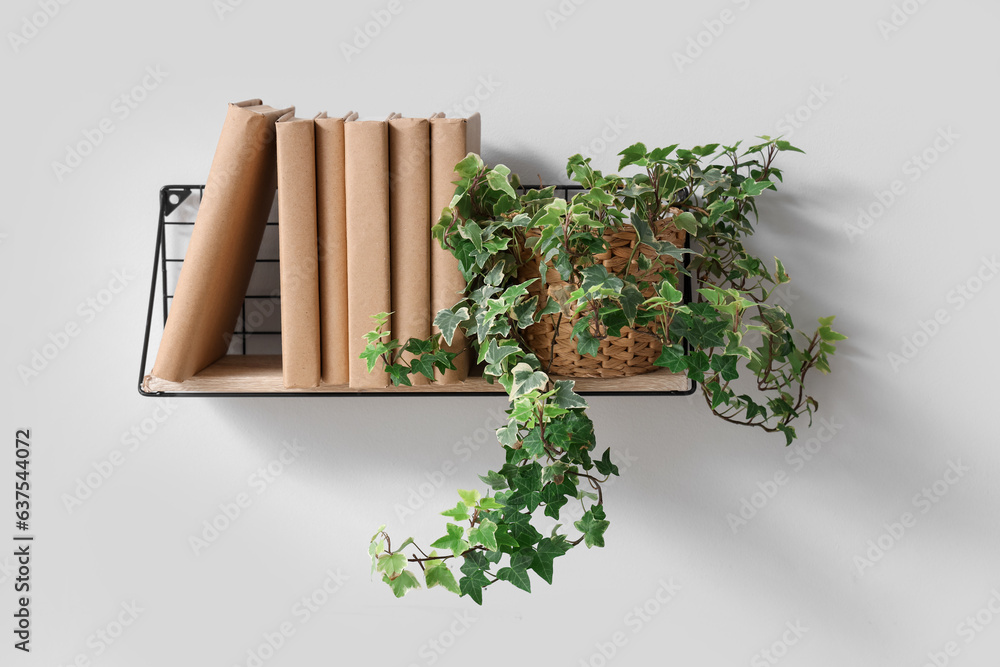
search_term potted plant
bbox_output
[364,138,845,603]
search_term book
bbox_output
[429,112,481,383]
[344,119,391,389]
[314,111,357,386]
[275,112,321,388]
[151,99,292,382]
[387,114,432,385]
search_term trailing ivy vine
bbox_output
[365,138,845,604]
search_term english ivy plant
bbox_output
[365,138,844,604]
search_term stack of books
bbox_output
[150,99,481,389]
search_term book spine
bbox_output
[151,101,288,382]
[344,121,391,388]
[315,117,350,385]
[388,117,432,385]
[276,118,321,388]
[429,117,470,383]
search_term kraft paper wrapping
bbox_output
[344,120,391,389]
[275,113,321,388]
[151,99,292,382]
[388,116,431,385]
[429,114,480,383]
[314,112,355,386]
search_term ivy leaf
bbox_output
[460,222,483,252]
[521,427,546,457]
[508,465,544,515]
[777,423,796,446]
[479,470,509,491]
[741,179,774,197]
[653,343,686,372]
[657,280,683,304]
[580,265,624,294]
[359,343,387,373]
[618,142,648,170]
[574,509,610,548]
[594,448,620,477]
[576,329,600,357]
[496,423,519,448]
[434,307,469,346]
[469,519,499,551]
[648,144,679,161]
[484,262,505,286]
[424,555,460,594]
[407,355,438,382]
[552,380,588,409]
[382,570,420,598]
[618,283,644,326]
[486,167,517,199]
[454,152,483,178]
[774,258,789,284]
[630,212,691,261]
[440,501,470,521]
[459,554,491,605]
[673,211,699,234]
[377,552,407,578]
[503,511,543,546]
[387,363,412,387]
[430,523,470,558]
[457,489,482,506]
[818,320,847,342]
[459,571,489,605]
[496,562,532,593]
[512,296,539,329]
[497,550,534,592]
[510,363,549,398]
[775,139,805,153]
[710,354,740,382]
[476,496,505,511]
[531,536,572,584]
[485,339,522,366]
[541,461,571,485]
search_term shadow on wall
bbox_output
[195,171,977,658]
[483,145,564,187]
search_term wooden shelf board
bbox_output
[142,355,690,395]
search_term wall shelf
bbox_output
[138,184,694,397]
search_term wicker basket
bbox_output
[517,212,686,378]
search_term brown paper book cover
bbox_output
[429,114,480,383]
[275,113,321,388]
[388,116,431,385]
[314,111,356,386]
[344,120,391,388]
[151,99,292,382]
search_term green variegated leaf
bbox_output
[510,363,549,398]
[434,307,469,345]
[552,380,588,409]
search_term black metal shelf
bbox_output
[138,184,695,397]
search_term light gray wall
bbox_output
[4,0,998,665]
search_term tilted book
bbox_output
[152,99,292,382]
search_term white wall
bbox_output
[4,0,999,665]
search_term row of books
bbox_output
[150,99,480,389]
